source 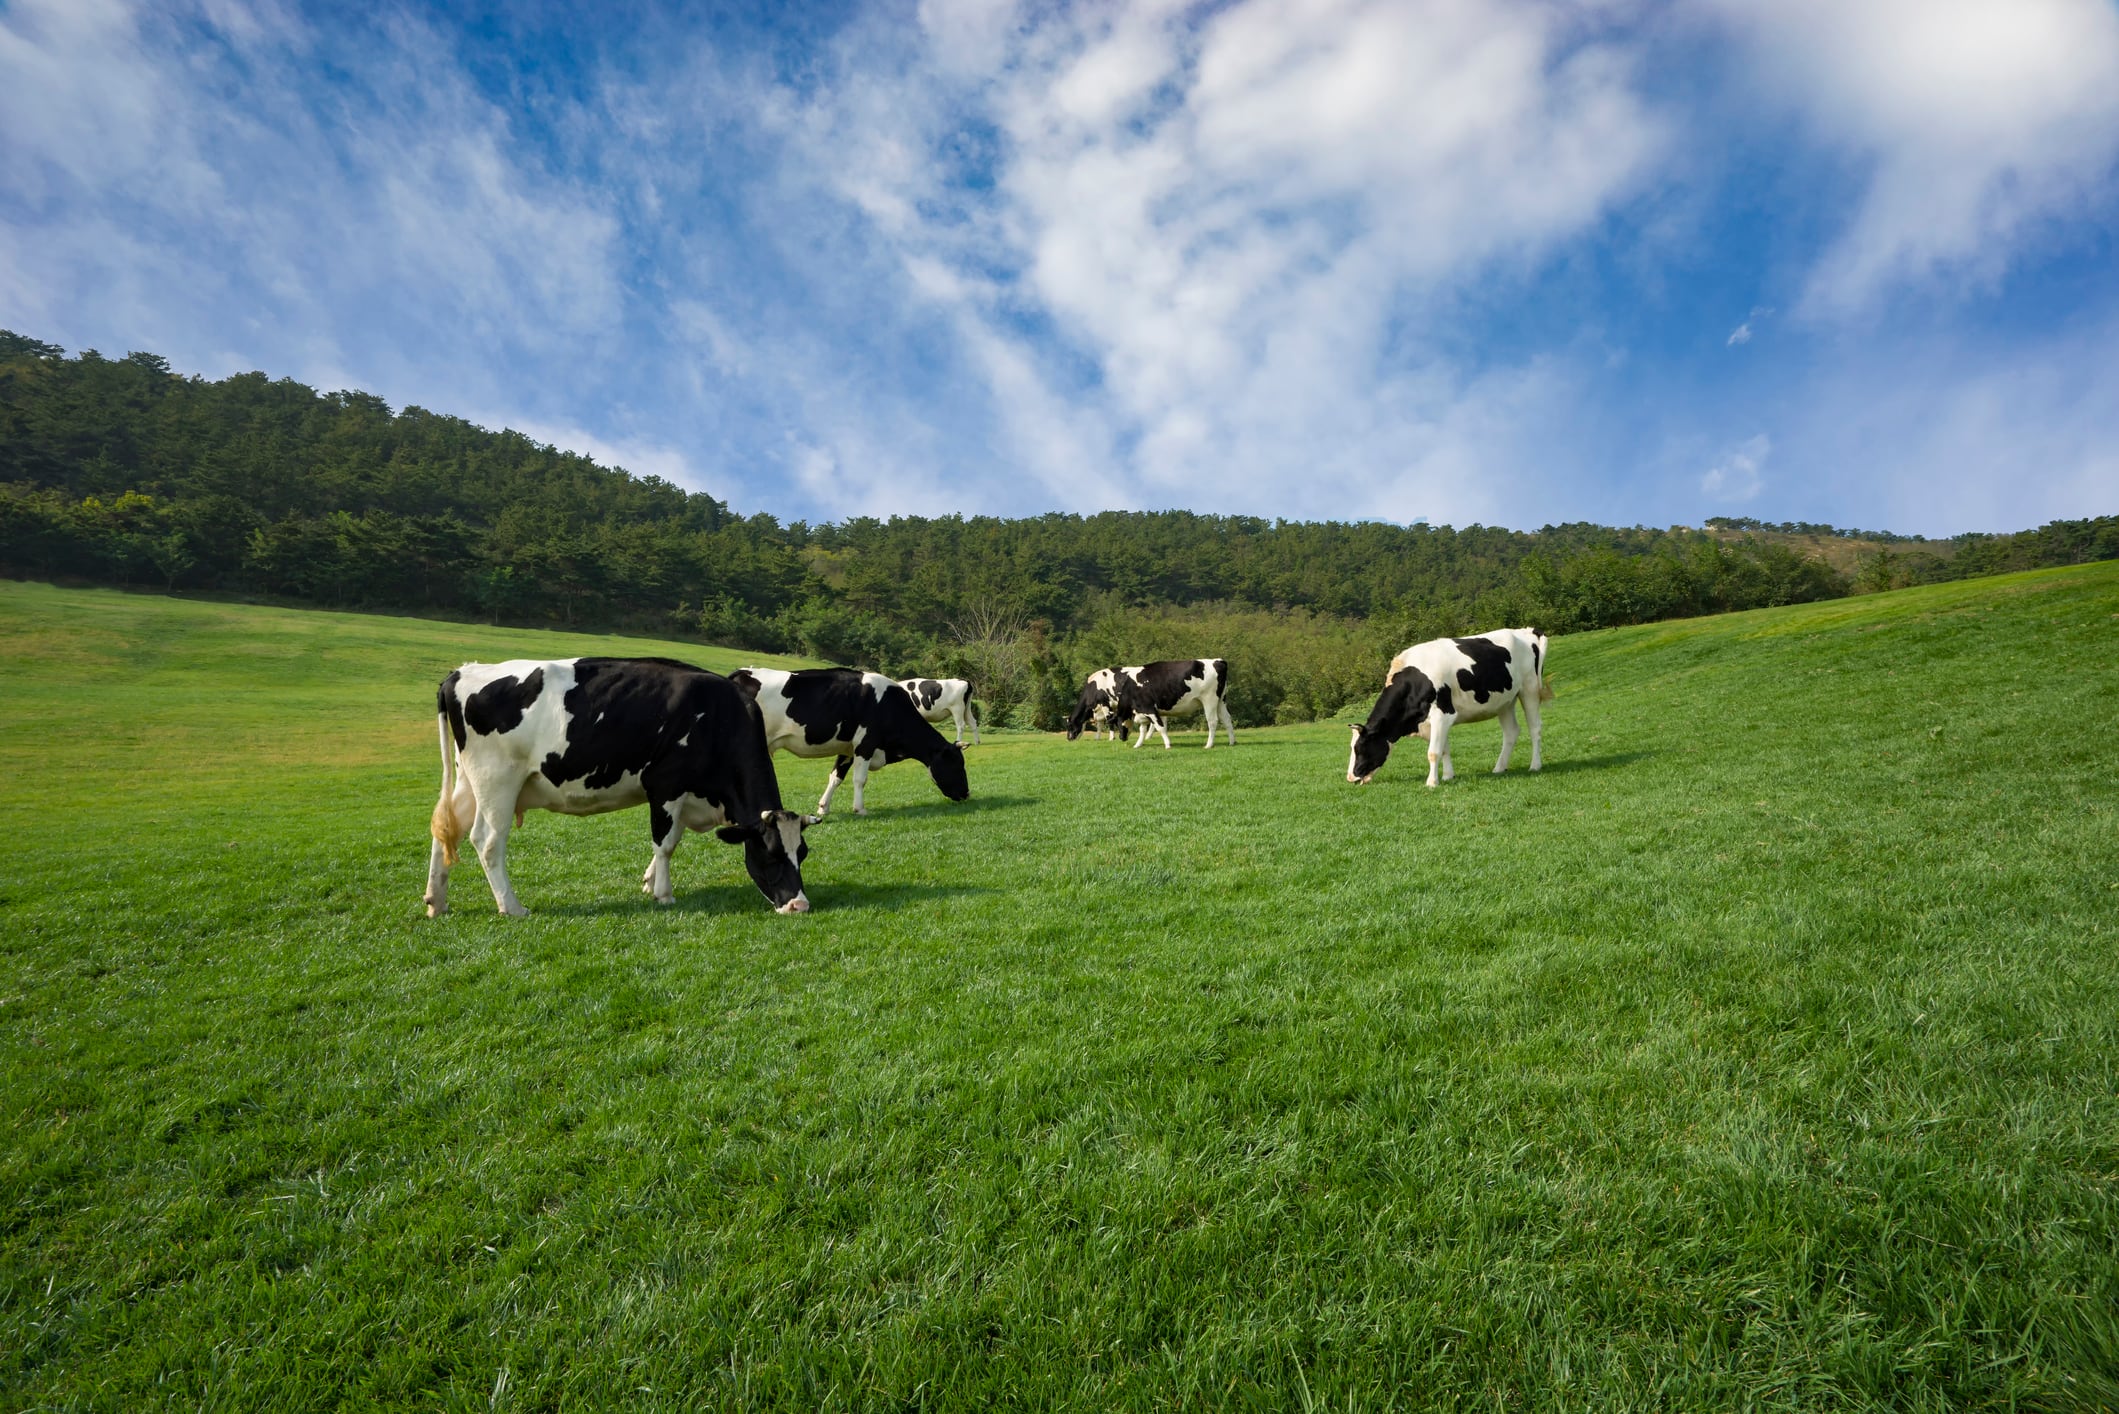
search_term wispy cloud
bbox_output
[2,0,2115,532]
[1698,0,2119,315]
[1701,434,1770,502]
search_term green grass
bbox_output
[2,570,2116,1411]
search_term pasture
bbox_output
[2,568,2116,1411]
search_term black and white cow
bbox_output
[732,667,970,816]
[1066,659,1236,749]
[898,676,980,745]
[1066,668,1124,741]
[1347,629,1551,787]
[426,657,814,918]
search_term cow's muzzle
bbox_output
[776,893,811,915]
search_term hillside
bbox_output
[3,566,2115,1409]
[5,330,2114,732]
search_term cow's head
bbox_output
[1064,699,1093,740]
[1347,723,1392,784]
[928,741,971,801]
[715,808,817,913]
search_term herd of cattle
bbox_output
[423,629,1552,917]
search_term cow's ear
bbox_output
[714,824,754,845]
[798,814,821,828]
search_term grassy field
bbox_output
[2,570,2115,1411]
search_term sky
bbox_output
[2,0,2116,536]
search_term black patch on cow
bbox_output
[540,657,705,791]
[438,669,467,750]
[1532,637,1542,677]
[1435,684,1454,716]
[909,679,944,711]
[1122,660,1207,715]
[463,668,544,737]
[1451,637,1514,704]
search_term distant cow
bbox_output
[899,676,980,744]
[425,657,814,917]
[733,667,970,816]
[1067,668,1124,741]
[1068,659,1236,749]
[1347,629,1550,787]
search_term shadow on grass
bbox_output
[839,793,1039,821]
[526,879,995,919]
[1348,749,1653,787]
[1521,750,1652,776]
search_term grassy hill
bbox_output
[2,569,2115,1410]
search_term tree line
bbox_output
[4,330,2113,727]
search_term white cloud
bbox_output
[768,0,1665,522]
[1701,433,1769,502]
[1726,322,1751,345]
[1700,0,2119,313]
[0,0,621,399]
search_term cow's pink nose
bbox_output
[778,894,810,915]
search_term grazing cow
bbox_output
[899,676,981,745]
[732,667,970,816]
[1066,668,1124,741]
[1347,629,1551,787]
[1067,659,1236,749]
[425,657,814,918]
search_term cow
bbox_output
[898,676,980,745]
[1066,668,1124,741]
[1347,629,1551,787]
[732,667,970,817]
[1067,659,1236,749]
[425,657,815,918]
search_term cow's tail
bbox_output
[430,686,466,867]
[1528,629,1555,701]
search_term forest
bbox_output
[5,330,2114,726]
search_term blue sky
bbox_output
[3,0,2115,535]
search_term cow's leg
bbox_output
[1519,685,1543,771]
[1203,698,1218,750]
[1222,699,1237,745]
[424,783,474,917]
[949,703,964,745]
[1156,715,1172,750]
[849,754,874,815]
[425,840,452,916]
[817,754,854,816]
[470,798,528,915]
[968,701,980,746]
[1426,717,1454,788]
[641,797,684,905]
[1494,699,1520,774]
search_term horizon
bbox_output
[4,0,2117,537]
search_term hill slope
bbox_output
[2,570,2115,1410]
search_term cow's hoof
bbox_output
[655,896,675,907]
[500,903,530,918]
[852,807,868,817]
[425,901,447,918]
